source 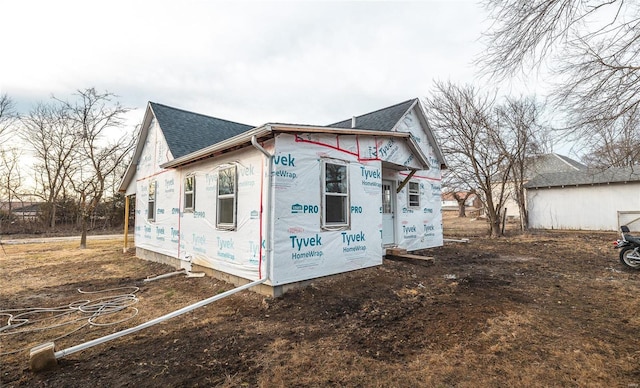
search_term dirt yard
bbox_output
[2,215,639,387]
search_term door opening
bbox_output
[381,180,395,246]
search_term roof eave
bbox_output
[526,179,640,189]
[271,123,413,138]
[272,124,429,170]
[405,136,430,170]
[160,125,272,169]
[160,123,431,171]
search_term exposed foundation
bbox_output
[136,247,311,297]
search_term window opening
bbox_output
[217,166,237,228]
[322,160,349,228]
[148,180,156,221]
[184,174,195,211]
[408,181,420,208]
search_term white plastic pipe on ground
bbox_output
[31,135,275,372]
[51,278,266,360]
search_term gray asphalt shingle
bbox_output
[150,102,254,159]
[525,166,640,188]
[328,99,417,131]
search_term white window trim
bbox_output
[148,180,156,221]
[321,159,350,230]
[184,174,195,212]
[216,165,237,230]
[408,181,420,208]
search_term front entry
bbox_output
[381,180,396,246]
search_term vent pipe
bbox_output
[351,116,357,128]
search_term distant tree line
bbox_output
[0,89,135,247]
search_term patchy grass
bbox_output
[2,224,639,387]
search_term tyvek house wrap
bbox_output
[268,129,442,285]
[133,108,443,286]
[177,149,267,281]
[135,149,268,281]
[393,109,444,251]
[270,133,384,285]
[134,118,181,260]
[134,117,268,281]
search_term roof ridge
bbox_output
[149,101,254,128]
[551,153,585,171]
[356,98,418,118]
[329,98,418,125]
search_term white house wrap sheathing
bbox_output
[271,133,384,285]
[135,156,269,281]
[392,108,443,251]
[177,149,268,280]
[128,100,445,289]
[134,117,179,259]
[270,129,442,285]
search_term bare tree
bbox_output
[60,88,134,248]
[426,81,510,237]
[581,110,640,168]
[0,147,22,218]
[479,1,640,134]
[0,93,17,141]
[453,190,477,218]
[428,81,548,235]
[21,102,81,229]
[494,96,548,230]
[441,171,477,218]
[0,94,20,221]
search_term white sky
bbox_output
[0,0,546,131]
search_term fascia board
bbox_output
[414,100,447,169]
[405,136,430,170]
[159,123,428,170]
[118,103,154,193]
[270,124,413,138]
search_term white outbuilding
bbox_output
[119,98,446,296]
[525,166,640,231]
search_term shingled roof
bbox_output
[150,102,254,159]
[525,166,640,189]
[526,153,587,179]
[328,99,417,131]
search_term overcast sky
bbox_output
[1,0,540,131]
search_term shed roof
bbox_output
[525,166,640,188]
[328,99,417,131]
[149,102,254,159]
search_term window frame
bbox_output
[216,165,237,229]
[147,180,156,221]
[184,174,196,212]
[321,159,350,230]
[407,181,420,208]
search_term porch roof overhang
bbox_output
[160,123,430,170]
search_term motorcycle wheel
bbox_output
[619,247,640,269]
